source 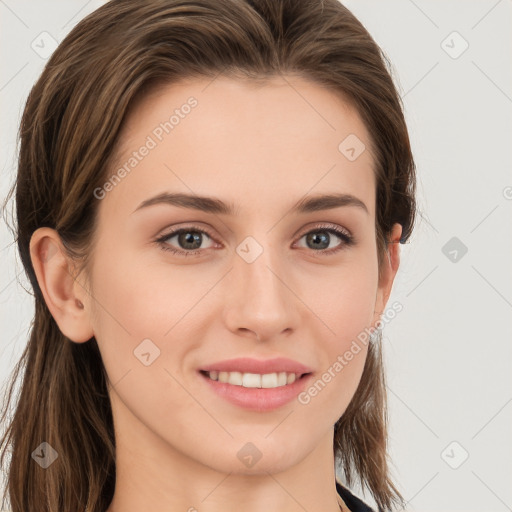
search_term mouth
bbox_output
[199,369,312,389]
[197,357,314,411]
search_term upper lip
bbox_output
[200,357,313,375]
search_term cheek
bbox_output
[88,244,194,334]
[304,256,379,344]
[300,257,377,411]
[87,245,217,381]
[85,246,166,373]
[87,249,201,423]
[298,284,373,426]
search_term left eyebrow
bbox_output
[132,192,369,216]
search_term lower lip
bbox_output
[199,371,313,412]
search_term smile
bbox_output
[201,370,307,389]
[199,370,313,412]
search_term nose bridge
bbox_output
[225,232,299,337]
[236,233,286,302]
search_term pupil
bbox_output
[180,231,201,249]
[309,232,329,249]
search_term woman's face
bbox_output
[75,75,401,474]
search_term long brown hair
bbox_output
[0,1,416,510]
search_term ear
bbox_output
[29,227,94,343]
[372,223,402,327]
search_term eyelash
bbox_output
[154,223,355,257]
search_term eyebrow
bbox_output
[132,192,369,216]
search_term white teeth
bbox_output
[228,371,243,386]
[277,372,287,386]
[206,370,302,389]
[242,373,261,388]
[261,373,277,387]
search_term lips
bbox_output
[199,357,313,375]
[198,357,314,411]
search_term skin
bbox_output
[30,75,401,512]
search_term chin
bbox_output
[197,442,302,475]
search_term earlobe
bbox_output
[29,227,94,343]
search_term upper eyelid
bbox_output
[156,224,216,242]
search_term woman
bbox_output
[0,0,416,511]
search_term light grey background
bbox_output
[1,1,511,511]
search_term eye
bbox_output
[155,225,217,257]
[294,223,354,255]
[154,223,355,257]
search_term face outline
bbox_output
[30,74,402,498]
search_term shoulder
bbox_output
[336,480,377,512]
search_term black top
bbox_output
[336,481,376,512]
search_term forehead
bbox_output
[99,74,376,221]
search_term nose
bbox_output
[222,241,301,341]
